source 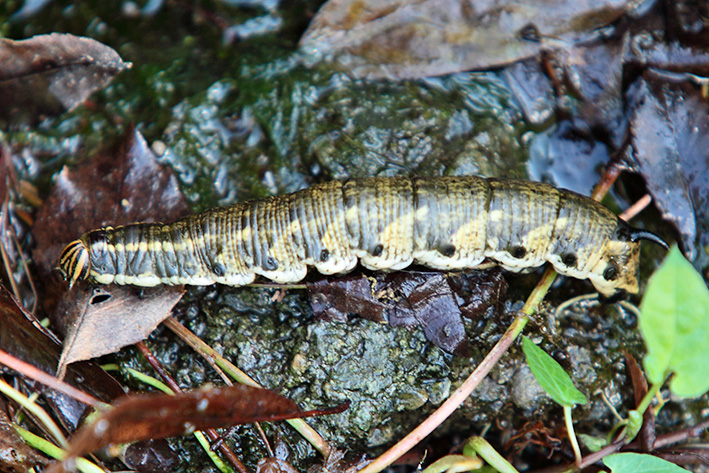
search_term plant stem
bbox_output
[14,425,105,473]
[467,437,519,473]
[0,349,101,407]
[564,405,582,465]
[421,454,483,473]
[635,379,665,417]
[0,379,67,448]
[195,430,235,473]
[358,313,530,473]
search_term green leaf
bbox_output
[521,337,587,407]
[640,245,709,397]
[577,434,607,452]
[604,453,691,473]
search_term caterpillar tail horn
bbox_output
[628,229,669,250]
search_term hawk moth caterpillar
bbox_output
[58,176,667,298]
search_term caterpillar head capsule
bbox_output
[58,229,119,286]
[58,239,91,288]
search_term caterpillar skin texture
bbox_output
[58,176,666,298]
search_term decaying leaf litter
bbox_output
[0,33,131,126]
[33,127,189,368]
[1,0,709,472]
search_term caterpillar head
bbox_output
[58,238,91,288]
[589,221,668,300]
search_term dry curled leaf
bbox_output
[0,33,131,124]
[300,0,636,78]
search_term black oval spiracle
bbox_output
[561,252,578,268]
[263,256,279,271]
[510,245,527,259]
[212,262,227,277]
[438,244,456,257]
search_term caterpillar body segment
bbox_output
[57,176,666,298]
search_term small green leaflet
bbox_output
[604,453,691,473]
[521,337,587,407]
[640,245,709,398]
[577,434,607,452]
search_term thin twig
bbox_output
[591,163,621,202]
[0,200,21,302]
[358,314,530,473]
[0,379,68,449]
[635,418,709,450]
[563,405,582,465]
[0,349,101,407]
[619,194,652,222]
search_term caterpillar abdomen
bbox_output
[58,176,667,298]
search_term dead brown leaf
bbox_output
[300,0,635,78]
[624,352,655,451]
[0,408,50,473]
[0,33,131,124]
[51,384,346,470]
[0,285,124,433]
[29,126,191,368]
[56,285,185,376]
[33,126,190,283]
[307,269,507,354]
[625,73,709,264]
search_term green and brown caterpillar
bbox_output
[58,176,667,298]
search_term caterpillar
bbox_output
[58,176,667,298]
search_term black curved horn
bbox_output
[628,229,669,250]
